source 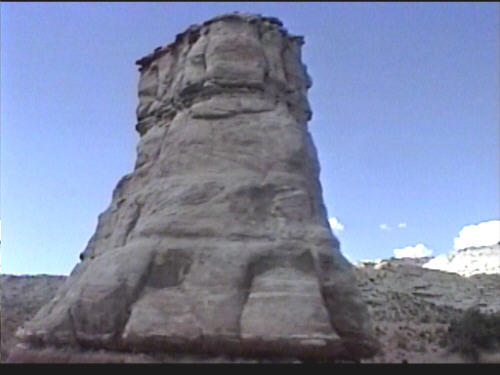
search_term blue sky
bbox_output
[1,2,498,275]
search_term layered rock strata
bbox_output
[16,13,378,361]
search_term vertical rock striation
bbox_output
[17,13,378,361]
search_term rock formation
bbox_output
[15,13,378,361]
[423,243,500,277]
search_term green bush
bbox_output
[445,307,500,362]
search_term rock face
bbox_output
[15,13,378,361]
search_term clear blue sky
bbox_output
[1,2,498,275]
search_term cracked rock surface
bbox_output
[15,13,378,361]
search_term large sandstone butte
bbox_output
[16,13,378,361]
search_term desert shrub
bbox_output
[445,307,500,362]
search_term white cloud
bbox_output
[397,223,407,228]
[379,223,391,231]
[453,220,500,250]
[328,217,344,232]
[393,243,433,259]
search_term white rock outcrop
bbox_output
[15,13,378,361]
[423,243,500,277]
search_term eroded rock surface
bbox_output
[15,13,378,361]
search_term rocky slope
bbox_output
[1,275,66,361]
[354,244,500,363]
